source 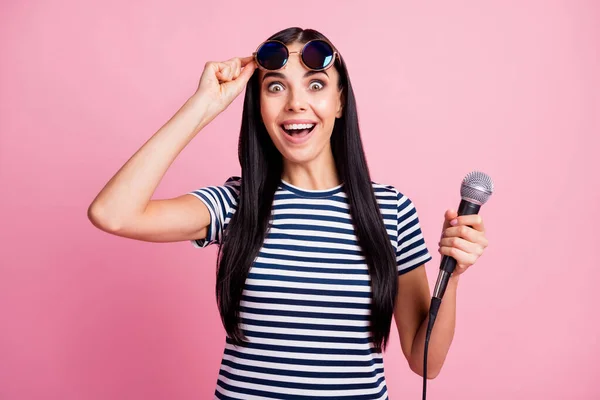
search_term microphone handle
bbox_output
[433,199,481,299]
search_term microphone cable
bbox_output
[422,297,441,399]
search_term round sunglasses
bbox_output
[253,39,340,72]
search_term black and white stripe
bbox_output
[188,176,432,399]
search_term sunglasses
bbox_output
[253,39,340,72]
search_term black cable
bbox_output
[423,296,441,400]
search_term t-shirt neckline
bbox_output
[280,178,344,198]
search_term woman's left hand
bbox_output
[438,209,489,276]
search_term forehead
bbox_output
[286,41,304,52]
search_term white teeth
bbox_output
[283,123,315,130]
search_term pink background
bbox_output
[1,1,599,399]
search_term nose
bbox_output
[285,85,308,112]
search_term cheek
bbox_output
[260,95,279,125]
[312,96,339,123]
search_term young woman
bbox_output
[88,27,489,399]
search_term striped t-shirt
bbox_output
[188,176,432,399]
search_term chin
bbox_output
[279,148,315,164]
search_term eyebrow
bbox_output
[262,70,329,82]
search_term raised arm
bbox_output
[87,56,256,243]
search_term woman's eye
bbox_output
[309,81,324,91]
[267,82,284,92]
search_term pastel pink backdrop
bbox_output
[1,1,598,399]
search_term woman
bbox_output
[88,27,489,399]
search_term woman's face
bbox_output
[259,41,343,165]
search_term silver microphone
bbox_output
[433,171,494,299]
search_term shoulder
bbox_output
[218,175,242,196]
[370,181,422,223]
[219,175,242,206]
[188,175,242,210]
[224,175,242,188]
[371,181,410,205]
[191,175,241,192]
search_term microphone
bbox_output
[421,171,494,399]
[433,171,494,301]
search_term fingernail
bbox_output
[450,219,458,226]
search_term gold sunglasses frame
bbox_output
[252,39,341,72]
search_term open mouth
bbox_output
[281,123,316,138]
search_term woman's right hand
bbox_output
[192,56,257,120]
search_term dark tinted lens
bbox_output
[256,41,288,70]
[302,40,334,70]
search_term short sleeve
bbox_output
[187,176,241,248]
[396,191,433,275]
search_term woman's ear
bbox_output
[336,89,345,118]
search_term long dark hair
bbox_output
[215,27,398,353]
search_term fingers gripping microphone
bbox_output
[422,171,494,400]
[432,171,494,301]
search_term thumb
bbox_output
[222,59,256,97]
[442,209,458,230]
[236,59,257,84]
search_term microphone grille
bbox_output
[460,171,494,205]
